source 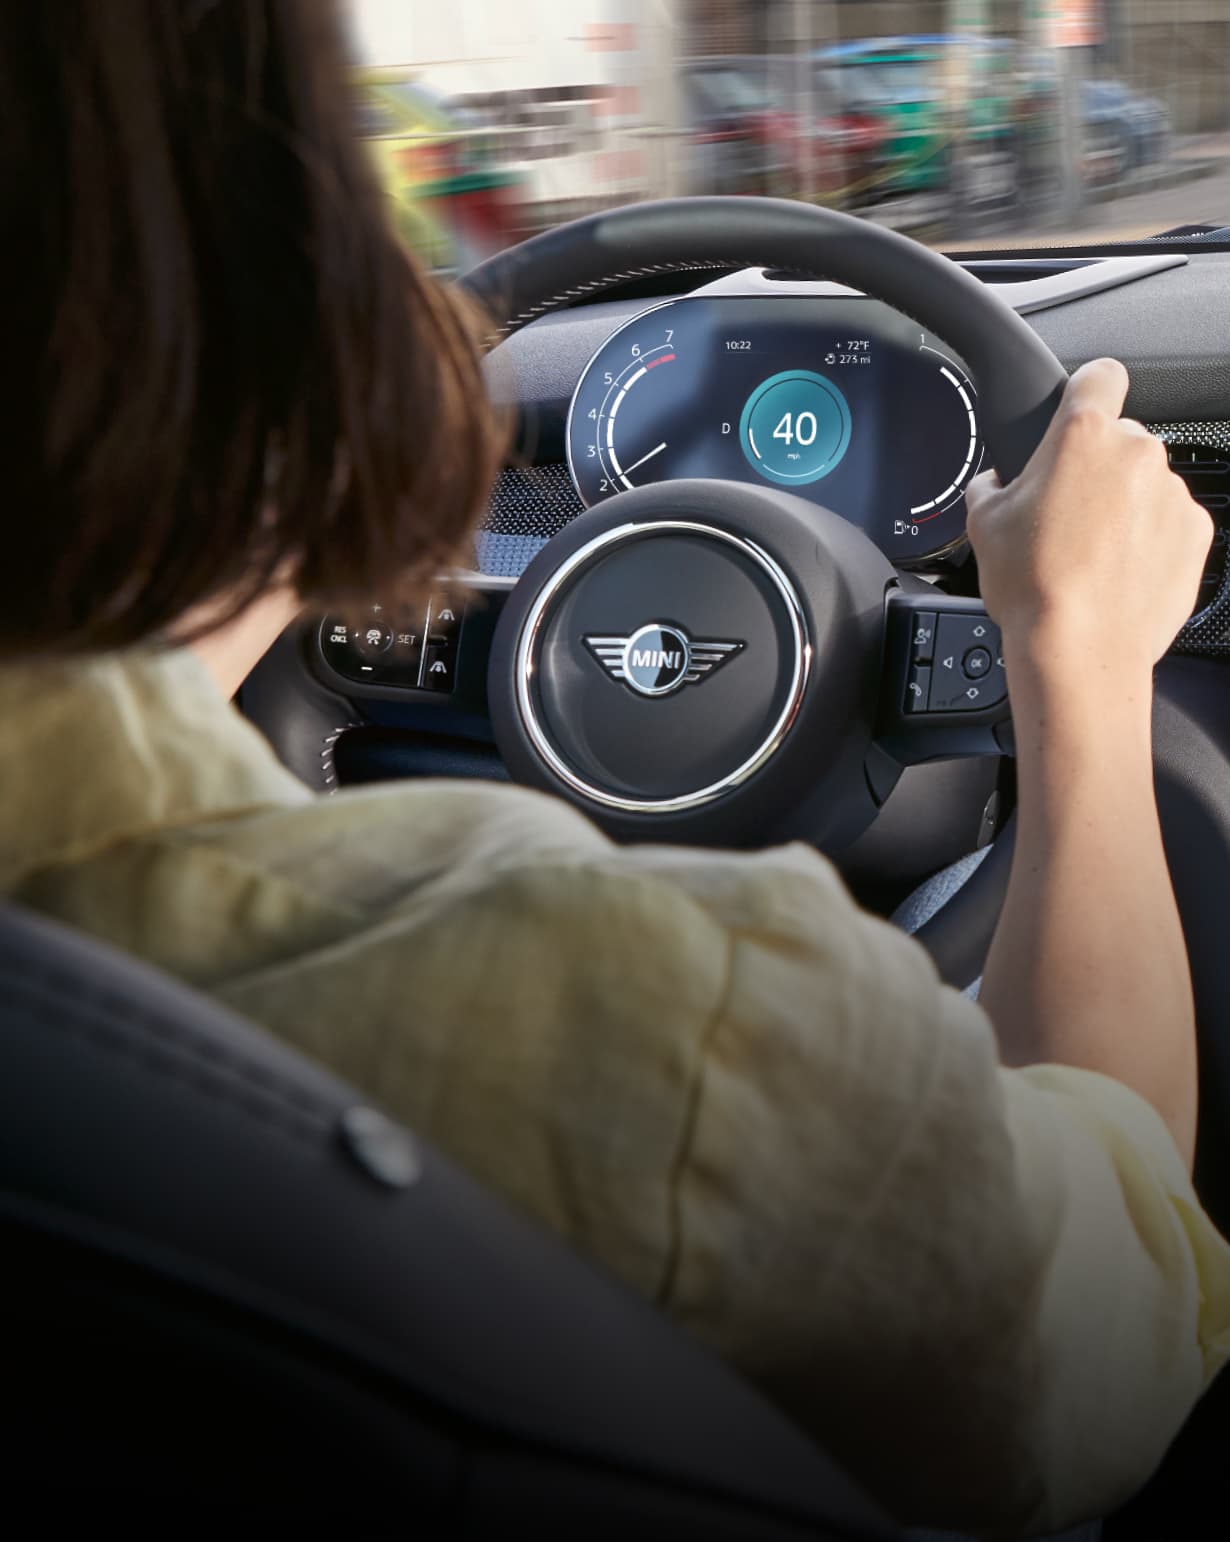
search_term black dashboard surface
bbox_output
[488,250,1230,431]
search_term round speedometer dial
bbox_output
[566,294,984,567]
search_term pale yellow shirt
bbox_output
[3,647,1229,1536]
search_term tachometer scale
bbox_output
[568,312,687,501]
[596,339,677,491]
[566,294,985,567]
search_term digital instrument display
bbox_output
[566,295,984,567]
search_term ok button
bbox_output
[963,646,993,679]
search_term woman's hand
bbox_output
[965,358,1213,674]
[970,359,1211,1166]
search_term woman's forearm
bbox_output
[979,636,1196,1165]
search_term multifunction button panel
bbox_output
[319,596,463,694]
[904,609,1007,715]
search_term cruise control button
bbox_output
[391,627,421,658]
[355,621,393,657]
[905,663,931,713]
[319,612,428,688]
[422,647,454,692]
[963,646,992,679]
[427,598,463,643]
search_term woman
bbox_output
[1,3,1225,1535]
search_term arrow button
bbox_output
[930,611,1008,711]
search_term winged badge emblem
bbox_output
[583,623,745,699]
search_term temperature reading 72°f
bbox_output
[838,339,872,366]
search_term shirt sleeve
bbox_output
[628,842,1230,1537]
[198,803,1230,1537]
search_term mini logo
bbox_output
[583,624,745,698]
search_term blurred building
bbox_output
[685,2,942,54]
[1112,0,1230,133]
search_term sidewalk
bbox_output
[1173,131,1230,166]
[1085,151,1219,210]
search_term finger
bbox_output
[1022,358,1131,475]
[963,468,1003,518]
[1060,357,1131,420]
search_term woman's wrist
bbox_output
[1000,607,1158,685]
[1003,627,1155,792]
[1002,614,1154,728]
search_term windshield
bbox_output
[345,1,1225,271]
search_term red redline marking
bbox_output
[645,353,676,370]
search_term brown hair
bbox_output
[0,0,503,656]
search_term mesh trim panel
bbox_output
[1147,427,1230,658]
[474,465,584,579]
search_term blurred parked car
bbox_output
[682,57,805,196]
[1083,78,1171,171]
[816,38,952,200]
[355,73,521,271]
[681,55,883,202]
[815,35,1041,204]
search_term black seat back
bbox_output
[0,903,895,1538]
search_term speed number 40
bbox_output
[772,411,820,446]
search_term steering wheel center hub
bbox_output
[490,478,899,847]
[518,517,807,811]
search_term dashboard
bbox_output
[467,259,1230,643]
[565,295,982,568]
[297,249,1230,749]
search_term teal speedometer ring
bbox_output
[739,370,852,487]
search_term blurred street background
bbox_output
[345,1,1230,270]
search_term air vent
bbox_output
[1165,443,1230,618]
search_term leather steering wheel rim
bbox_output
[461,196,1069,484]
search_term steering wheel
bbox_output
[459,197,1067,850]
